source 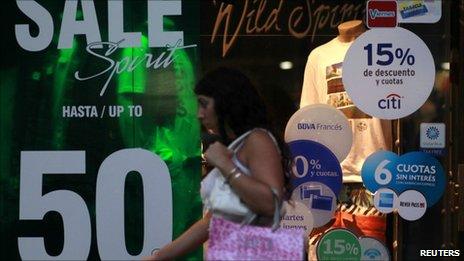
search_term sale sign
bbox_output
[1,1,202,260]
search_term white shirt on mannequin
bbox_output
[300,36,392,183]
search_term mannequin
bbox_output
[337,20,366,43]
[300,19,391,183]
[301,20,391,260]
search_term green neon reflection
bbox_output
[117,31,202,259]
[52,44,77,149]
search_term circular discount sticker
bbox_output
[316,228,361,260]
[288,140,342,196]
[362,151,445,207]
[389,152,445,206]
[280,201,314,237]
[397,190,427,221]
[285,104,353,162]
[343,27,435,119]
[373,188,398,214]
[361,150,399,193]
[291,182,336,228]
[359,237,390,261]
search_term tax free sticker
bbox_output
[420,123,445,149]
[361,151,445,206]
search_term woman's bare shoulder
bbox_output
[242,129,279,154]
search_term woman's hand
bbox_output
[203,141,233,170]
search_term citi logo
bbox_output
[378,94,402,109]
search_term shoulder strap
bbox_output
[227,130,253,150]
[229,128,281,154]
[240,187,283,232]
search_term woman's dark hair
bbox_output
[195,67,292,184]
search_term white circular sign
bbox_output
[373,188,398,214]
[343,27,435,119]
[291,182,337,228]
[359,237,390,261]
[280,201,314,237]
[397,190,427,221]
[285,104,352,161]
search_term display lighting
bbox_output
[280,61,293,70]
[441,62,450,70]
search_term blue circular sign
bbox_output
[361,150,399,193]
[288,140,342,196]
[388,152,445,206]
[361,151,445,206]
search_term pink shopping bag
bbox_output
[207,216,304,260]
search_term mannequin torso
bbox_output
[300,19,392,182]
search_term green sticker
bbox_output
[316,228,361,261]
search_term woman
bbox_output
[147,67,290,260]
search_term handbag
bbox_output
[207,189,305,260]
[201,130,254,216]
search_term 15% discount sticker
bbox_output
[364,43,415,67]
[343,27,435,120]
[317,228,361,260]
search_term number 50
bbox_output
[18,149,172,260]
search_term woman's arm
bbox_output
[145,212,211,260]
[205,130,285,216]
